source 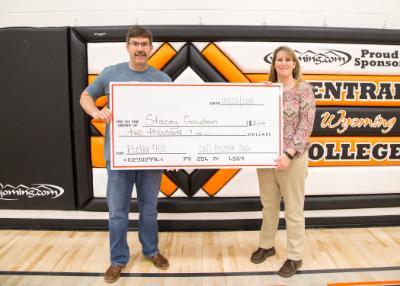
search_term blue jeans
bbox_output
[106,162,162,265]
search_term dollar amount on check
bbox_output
[109,82,282,169]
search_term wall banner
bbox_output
[216,42,400,75]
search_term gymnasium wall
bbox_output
[78,26,400,227]
[1,0,400,29]
[0,1,399,229]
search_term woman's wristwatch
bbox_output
[283,150,294,160]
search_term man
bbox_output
[80,26,171,283]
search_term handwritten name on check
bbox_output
[109,83,282,169]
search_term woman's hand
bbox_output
[276,154,291,171]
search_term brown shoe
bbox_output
[277,259,302,277]
[104,265,125,283]
[250,247,276,264]
[147,253,169,270]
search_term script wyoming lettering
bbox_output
[320,110,397,134]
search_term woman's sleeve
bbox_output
[292,82,316,154]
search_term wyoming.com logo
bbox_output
[0,183,64,200]
[264,49,352,66]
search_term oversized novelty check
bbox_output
[109,83,282,169]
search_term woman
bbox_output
[250,46,316,278]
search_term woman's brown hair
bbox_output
[268,46,302,83]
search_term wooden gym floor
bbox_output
[0,227,399,285]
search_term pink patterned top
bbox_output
[282,81,316,158]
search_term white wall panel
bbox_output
[88,42,400,76]
[93,166,400,198]
[192,190,211,198]
[306,166,400,195]
[92,168,188,198]
[2,0,399,14]
[173,68,204,83]
[87,42,162,74]
[1,207,399,220]
[1,0,399,28]
[2,11,398,29]
[212,166,400,197]
[193,42,210,52]
[168,42,185,52]
[210,169,260,197]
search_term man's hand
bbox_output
[93,107,112,124]
[80,91,112,123]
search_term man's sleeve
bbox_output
[163,72,172,82]
[85,68,107,99]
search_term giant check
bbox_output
[109,83,282,169]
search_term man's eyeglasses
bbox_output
[128,41,150,48]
